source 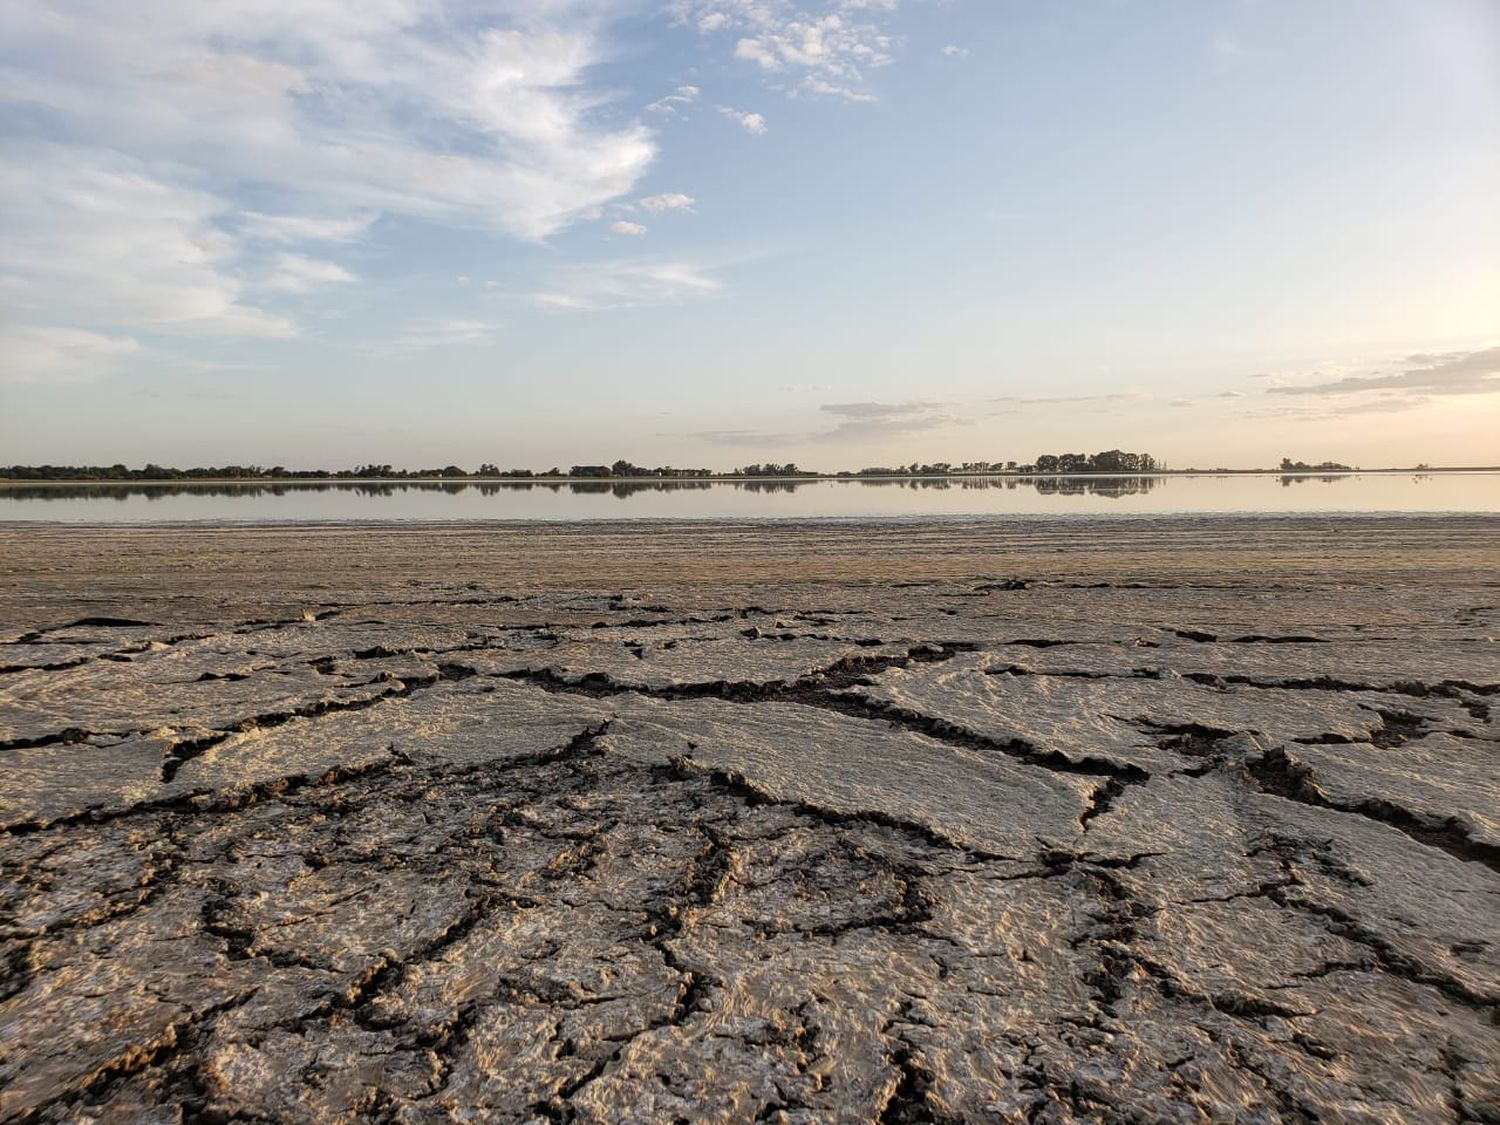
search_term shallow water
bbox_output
[1,472,1496,523]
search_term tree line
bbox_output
[847,450,1158,476]
[1279,458,1352,472]
[0,451,1161,481]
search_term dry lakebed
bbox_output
[0,518,1497,1123]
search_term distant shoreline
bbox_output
[2,467,1497,486]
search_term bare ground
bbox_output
[0,519,1497,1123]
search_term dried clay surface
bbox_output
[0,518,1497,1124]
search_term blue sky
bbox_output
[2,0,1496,469]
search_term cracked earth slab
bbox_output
[0,519,1497,1123]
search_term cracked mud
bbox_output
[1,520,1497,1123]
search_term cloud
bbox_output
[677,0,900,101]
[690,400,963,448]
[821,401,940,419]
[2,3,654,241]
[261,253,356,293]
[639,193,697,213]
[818,400,961,439]
[0,143,296,343]
[720,107,769,133]
[0,0,657,376]
[390,318,498,349]
[0,325,142,383]
[646,84,700,114]
[1266,346,1500,397]
[690,428,802,446]
[941,44,969,58]
[609,220,649,236]
[239,212,374,244]
[530,259,724,310]
[1234,393,1434,422]
[988,391,1151,408]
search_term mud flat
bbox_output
[1,518,1497,1123]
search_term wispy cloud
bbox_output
[0,325,143,383]
[720,106,769,133]
[989,391,1151,409]
[238,212,374,244]
[530,259,724,310]
[639,193,697,213]
[819,400,961,439]
[0,144,298,347]
[1266,346,1500,397]
[689,428,803,446]
[387,317,500,349]
[609,220,649,237]
[261,253,356,293]
[0,0,656,377]
[646,84,701,114]
[690,399,964,448]
[676,1,901,101]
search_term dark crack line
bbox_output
[1245,747,1500,875]
[485,646,1151,789]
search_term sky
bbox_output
[1,0,1497,471]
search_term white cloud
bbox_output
[677,1,901,101]
[0,1,657,377]
[646,84,701,114]
[0,143,295,344]
[530,259,723,310]
[638,193,697,213]
[391,317,498,349]
[610,220,649,236]
[239,212,374,244]
[261,253,357,293]
[720,107,769,133]
[2,3,655,238]
[0,325,142,384]
[941,44,968,58]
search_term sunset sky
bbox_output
[2,0,1496,470]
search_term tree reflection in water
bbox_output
[1,476,1174,503]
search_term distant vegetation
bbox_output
[1279,458,1353,472]
[1,456,1126,480]
[1,476,1167,503]
[846,450,1158,476]
[19,450,1452,481]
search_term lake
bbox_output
[1,472,1496,523]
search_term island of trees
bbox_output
[1278,458,1352,472]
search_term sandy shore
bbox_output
[1,519,1497,1122]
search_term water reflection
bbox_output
[1279,474,1347,486]
[2,472,1491,522]
[0,476,1168,503]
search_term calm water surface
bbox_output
[2,473,1497,523]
